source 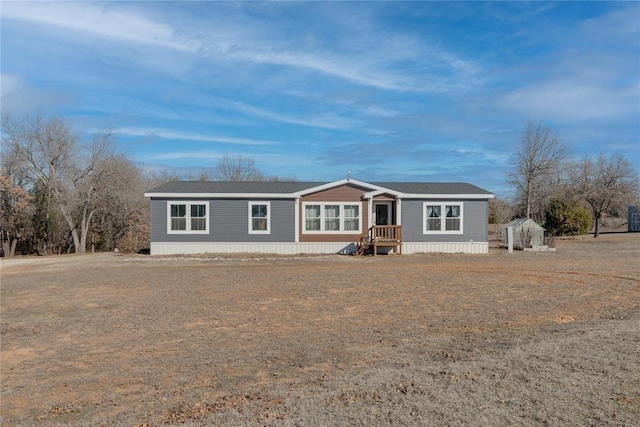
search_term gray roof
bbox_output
[504,218,545,230]
[373,182,492,195]
[146,180,493,196]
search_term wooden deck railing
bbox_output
[357,225,403,255]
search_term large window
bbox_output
[423,202,463,234]
[303,203,361,233]
[167,201,209,234]
[249,202,270,234]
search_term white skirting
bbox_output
[401,241,488,254]
[150,241,488,255]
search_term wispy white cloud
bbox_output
[497,4,640,124]
[2,2,482,94]
[500,81,639,122]
[226,49,408,92]
[1,2,199,52]
[116,127,277,146]
[150,150,222,161]
[580,4,640,38]
[0,73,72,114]
[453,148,511,163]
[223,99,361,130]
[208,33,482,93]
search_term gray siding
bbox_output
[401,200,488,242]
[151,198,295,243]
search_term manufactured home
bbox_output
[144,178,494,255]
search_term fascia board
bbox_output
[399,193,495,200]
[144,192,296,199]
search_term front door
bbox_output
[374,203,391,225]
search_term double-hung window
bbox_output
[324,205,340,231]
[305,205,321,231]
[344,205,360,231]
[423,202,463,234]
[167,201,209,234]
[445,205,461,231]
[303,203,361,233]
[249,202,270,234]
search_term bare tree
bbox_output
[210,154,266,181]
[91,154,147,251]
[568,154,639,237]
[488,197,514,226]
[506,122,568,221]
[2,114,118,253]
[0,171,33,256]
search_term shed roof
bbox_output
[504,218,545,230]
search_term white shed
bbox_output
[503,218,545,249]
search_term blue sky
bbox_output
[1,1,639,197]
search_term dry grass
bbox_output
[1,233,639,426]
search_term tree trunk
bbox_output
[2,240,11,257]
[526,180,532,219]
[593,212,600,238]
[10,238,18,257]
[78,208,96,254]
[71,229,82,253]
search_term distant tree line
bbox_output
[0,114,286,256]
[497,122,639,237]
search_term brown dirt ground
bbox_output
[1,233,639,426]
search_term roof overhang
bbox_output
[143,192,297,199]
[399,193,495,200]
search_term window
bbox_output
[423,202,463,234]
[249,202,270,234]
[445,205,461,231]
[325,205,340,231]
[303,203,361,233]
[305,205,321,231]
[191,204,207,231]
[167,201,209,234]
[170,204,187,231]
[425,205,441,231]
[344,205,360,231]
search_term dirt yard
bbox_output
[1,233,639,426]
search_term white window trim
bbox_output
[302,202,362,234]
[423,202,463,234]
[167,201,210,234]
[248,201,271,234]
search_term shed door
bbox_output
[632,213,640,232]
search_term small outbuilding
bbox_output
[503,218,545,250]
[629,206,640,232]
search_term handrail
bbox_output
[356,225,402,255]
[369,225,402,242]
